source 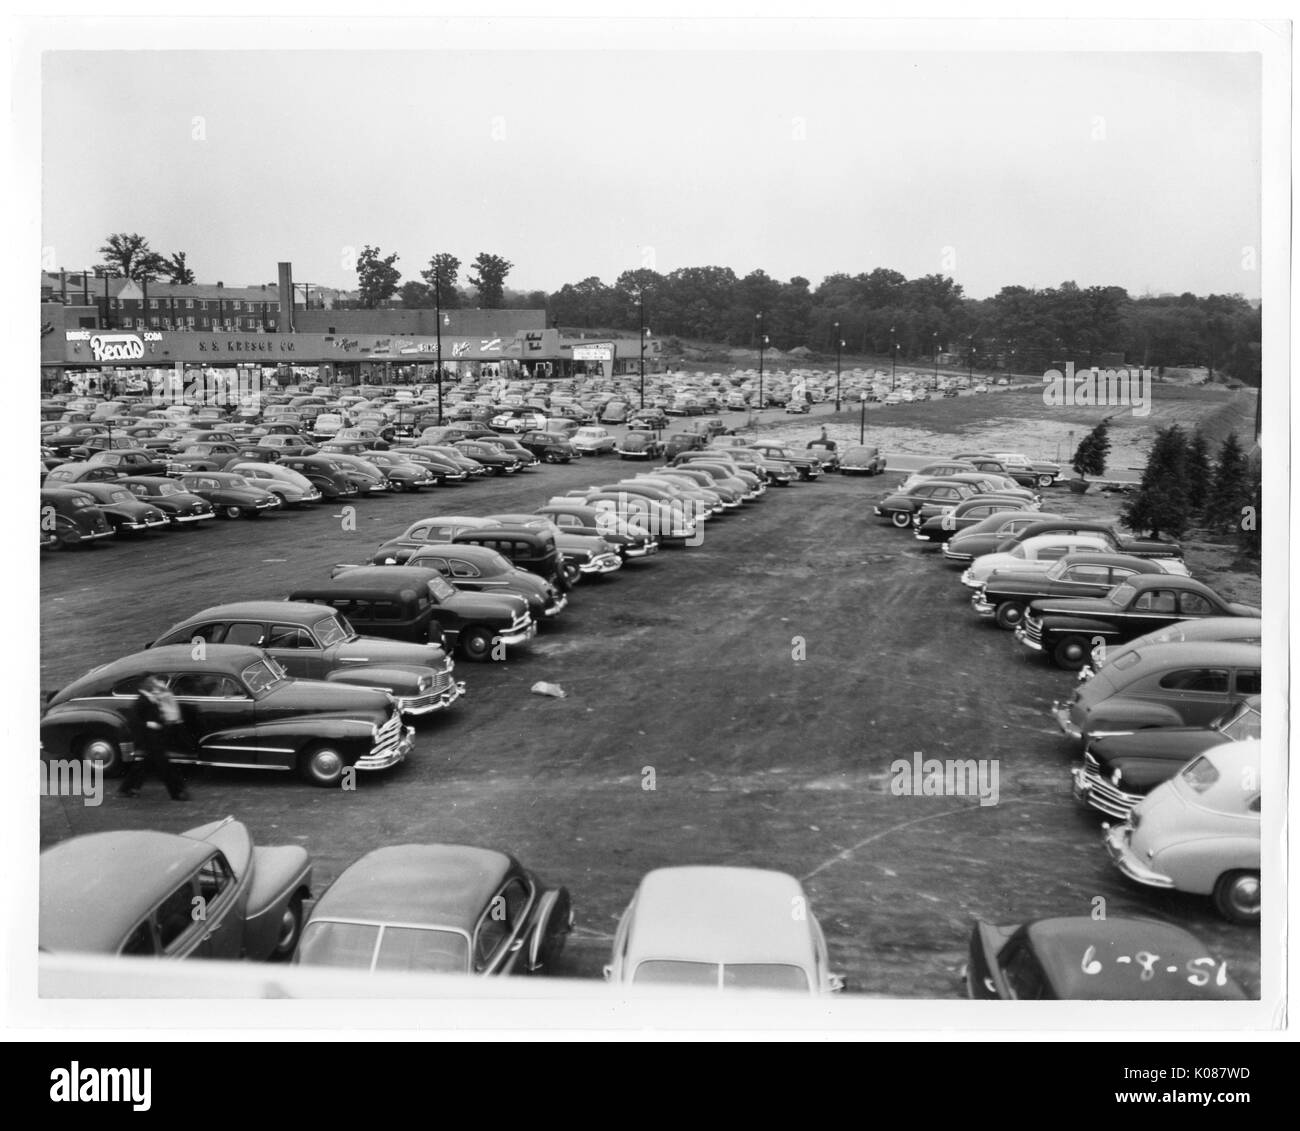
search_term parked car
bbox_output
[535,502,659,559]
[1073,694,1262,821]
[961,534,1113,589]
[275,455,361,500]
[626,408,669,432]
[900,461,981,490]
[804,440,840,472]
[291,566,535,662]
[453,439,522,476]
[950,453,1039,489]
[389,446,471,483]
[40,818,313,962]
[40,644,412,786]
[150,602,462,715]
[747,443,822,481]
[971,552,1183,630]
[82,447,170,478]
[319,452,391,494]
[224,462,323,507]
[913,497,1033,545]
[604,866,845,994]
[295,844,572,976]
[1078,616,1264,684]
[395,547,568,621]
[663,432,709,461]
[1017,575,1262,670]
[518,430,578,463]
[68,481,171,535]
[995,518,1185,565]
[989,452,1062,489]
[874,479,979,527]
[486,513,623,578]
[176,471,283,519]
[117,476,217,525]
[490,408,548,434]
[964,916,1245,1000]
[256,433,319,457]
[615,431,665,460]
[1106,740,1261,923]
[1051,640,1261,746]
[599,400,631,424]
[572,426,617,455]
[167,441,245,472]
[42,460,127,486]
[39,486,116,549]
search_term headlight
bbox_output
[418,675,432,691]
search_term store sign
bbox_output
[89,333,144,362]
[65,330,92,342]
[573,345,612,361]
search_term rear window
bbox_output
[1181,755,1220,793]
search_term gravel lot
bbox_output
[39,434,1260,998]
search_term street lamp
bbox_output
[833,321,843,412]
[637,287,647,411]
[967,335,975,382]
[933,331,939,383]
[890,326,898,391]
[756,312,767,411]
[433,264,443,425]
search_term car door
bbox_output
[1126,587,1184,635]
[167,670,261,767]
[193,850,247,959]
[473,876,534,976]
[263,622,329,680]
[1155,667,1233,726]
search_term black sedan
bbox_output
[295,844,572,977]
[69,481,171,534]
[176,472,283,519]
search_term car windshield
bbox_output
[314,616,353,647]
[1219,704,1262,741]
[241,657,287,695]
[106,490,133,503]
[224,475,250,488]
[1109,583,1138,607]
[632,960,809,991]
[153,481,180,496]
[1045,560,1069,580]
[1181,755,1220,793]
[297,921,470,974]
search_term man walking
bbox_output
[120,674,190,800]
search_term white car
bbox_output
[227,462,323,507]
[572,426,616,455]
[961,534,1111,588]
[604,866,845,994]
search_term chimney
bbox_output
[278,262,294,333]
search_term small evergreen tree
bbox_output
[1071,418,1112,479]
[1121,424,1191,540]
[1237,462,1261,556]
[1204,432,1250,534]
[1185,427,1212,518]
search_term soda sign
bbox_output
[89,333,144,362]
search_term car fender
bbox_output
[324,664,439,694]
[1153,834,1260,896]
[205,716,376,753]
[242,845,313,960]
[40,705,133,758]
[1085,702,1188,734]
[1037,614,1123,639]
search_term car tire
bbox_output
[1213,870,1260,924]
[269,894,305,961]
[390,479,406,492]
[76,732,124,777]
[891,511,911,528]
[544,452,559,464]
[460,625,496,662]
[1037,474,1055,489]
[1052,635,1091,671]
[994,602,1025,630]
[223,505,243,520]
[299,744,346,787]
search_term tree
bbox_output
[356,245,401,308]
[162,251,196,285]
[420,253,462,309]
[398,280,432,308]
[468,253,514,308]
[1121,425,1191,540]
[1238,456,1261,556]
[1184,428,1212,518]
[1203,431,1250,534]
[98,232,164,280]
[1071,418,1112,479]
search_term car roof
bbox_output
[41,831,215,953]
[1122,640,1261,667]
[60,643,268,693]
[299,566,443,595]
[1019,917,1245,1000]
[168,601,338,625]
[311,845,514,930]
[625,867,815,967]
[1055,552,1164,570]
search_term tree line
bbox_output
[91,232,1260,382]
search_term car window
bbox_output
[1133,590,1178,613]
[267,624,314,649]
[154,881,199,952]
[173,673,243,698]
[1159,668,1230,693]
[366,601,401,620]
[1002,944,1049,1000]
[1234,670,1261,696]
[1064,565,1111,585]
[120,919,156,957]
[223,622,265,648]
[473,915,510,972]
[1220,704,1262,741]
[197,853,234,906]
[723,964,811,992]
[1178,592,1216,616]
[375,927,470,974]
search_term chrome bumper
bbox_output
[1104,823,1174,889]
[173,512,216,522]
[397,679,467,716]
[580,553,622,574]
[497,619,538,647]
[358,725,415,771]
[1014,624,1043,652]
[971,594,995,617]
[1072,763,1140,821]
[542,594,568,617]
[625,541,659,558]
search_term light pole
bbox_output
[890,325,898,391]
[1007,346,1014,383]
[834,321,843,412]
[433,265,443,425]
[756,312,767,411]
[637,287,647,410]
[859,387,866,444]
[932,331,939,383]
[967,335,975,382]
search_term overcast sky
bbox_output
[42,46,1262,301]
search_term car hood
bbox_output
[443,590,530,619]
[337,637,448,666]
[1091,730,1223,782]
[259,678,392,719]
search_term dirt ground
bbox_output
[39,391,1262,998]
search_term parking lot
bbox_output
[39,443,1260,997]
